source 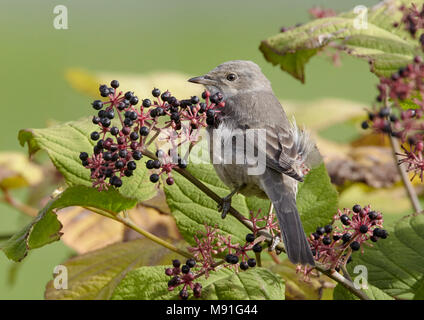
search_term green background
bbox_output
[0,0,379,299]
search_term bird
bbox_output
[188,60,316,266]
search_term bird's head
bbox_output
[188,60,272,98]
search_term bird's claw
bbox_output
[269,236,281,253]
[218,197,232,219]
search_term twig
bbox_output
[389,134,422,212]
[84,206,192,259]
[1,188,38,217]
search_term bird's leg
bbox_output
[218,184,245,219]
[266,202,282,253]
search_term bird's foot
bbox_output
[269,236,282,253]
[218,196,232,219]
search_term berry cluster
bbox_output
[79,80,225,190]
[361,4,424,181]
[397,3,424,39]
[362,56,424,180]
[165,258,202,300]
[298,204,387,279]
[165,210,278,299]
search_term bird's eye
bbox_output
[226,73,237,81]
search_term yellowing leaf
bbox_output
[0,152,43,189]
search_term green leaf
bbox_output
[297,163,338,235]
[111,266,284,300]
[45,238,181,300]
[1,185,137,262]
[260,0,422,82]
[333,283,394,300]
[18,117,156,203]
[347,213,424,299]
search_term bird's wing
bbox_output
[227,91,310,182]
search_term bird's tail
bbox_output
[260,170,315,266]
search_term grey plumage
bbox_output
[188,60,315,266]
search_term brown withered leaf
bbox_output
[57,204,181,254]
[326,146,399,188]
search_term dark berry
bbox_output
[186,259,196,268]
[150,173,159,183]
[98,110,106,118]
[380,229,388,239]
[206,117,215,126]
[119,149,128,158]
[115,160,125,169]
[247,258,256,268]
[373,228,383,237]
[190,96,200,104]
[172,259,181,268]
[133,150,142,160]
[124,91,133,100]
[100,88,110,97]
[92,100,103,110]
[146,160,154,169]
[149,109,157,117]
[161,91,171,102]
[370,236,378,242]
[101,118,111,127]
[168,276,180,287]
[103,152,112,161]
[178,159,187,169]
[139,126,150,136]
[179,289,189,300]
[121,126,131,136]
[181,265,190,274]
[240,261,249,271]
[92,116,101,124]
[124,169,133,177]
[225,254,238,264]
[316,227,325,236]
[152,88,161,97]
[130,96,139,105]
[130,141,138,150]
[152,160,161,169]
[342,233,351,244]
[110,176,122,187]
[106,110,114,119]
[368,211,378,220]
[124,118,133,127]
[206,109,215,118]
[340,214,350,226]
[324,224,333,233]
[117,102,126,111]
[359,225,368,234]
[312,232,320,240]
[110,127,119,136]
[142,99,151,108]
[245,233,255,243]
[90,132,100,141]
[352,204,362,213]
[79,152,89,161]
[350,241,360,251]
[333,234,341,241]
[253,243,262,253]
[82,160,89,167]
[110,80,119,88]
[166,177,174,185]
[361,121,369,129]
[170,112,180,122]
[129,111,138,121]
[323,237,332,245]
[165,268,173,276]
[130,132,139,141]
[127,161,137,171]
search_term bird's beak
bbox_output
[188,75,214,85]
